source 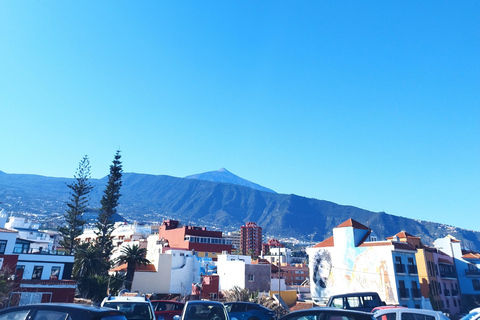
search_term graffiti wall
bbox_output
[308,244,396,303]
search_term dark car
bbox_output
[0,303,127,320]
[279,307,375,320]
[224,302,275,320]
[174,300,230,320]
[326,292,385,312]
[151,300,184,320]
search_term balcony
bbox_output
[466,269,480,276]
[440,271,456,279]
[408,265,418,275]
[399,288,410,299]
[396,264,406,274]
[411,288,422,299]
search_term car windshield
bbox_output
[103,302,153,320]
[461,314,480,320]
[184,304,225,320]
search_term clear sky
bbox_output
[1,1,479,232]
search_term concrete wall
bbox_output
[245,264,270,292]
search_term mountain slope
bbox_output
[185,168,276,193]
[1,171,479,250]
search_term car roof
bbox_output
[329,292,380,298]
[374,308,441,316]
[287,307,373,316]
[103,295,150,303]
[186,301,224,306]
[151,300,184,304]
[0,303,125,314]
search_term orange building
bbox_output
[158,220,232,260]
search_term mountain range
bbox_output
[1,169,479,251]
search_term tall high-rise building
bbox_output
[240,222,262,256]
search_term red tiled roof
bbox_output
[395,231,417,238]
[336,219,370,230]
[462,252,480,260]
[110,263,157,272]
[312,236,334,248]
[359,241,392,247]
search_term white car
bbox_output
[460,308,480,320]
[101,294,156,320]
[374,308,450,320]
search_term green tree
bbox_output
[115,244,150,291]
[59,155,93,255]
[94,150,123,274]
[73,244,104,278]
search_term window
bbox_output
[50,267,61,280]
[248,274,254,282]
[472,279,480,291]
[209,293,217,300]
[0,309,30,320]
[32,266,43,279]
[0,240,7,254]
[33,310,72,320]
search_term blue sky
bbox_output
[1,1,479,232]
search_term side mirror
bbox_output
[173,316,181,320]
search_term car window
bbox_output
[165,303,182,311]
[34,310,72,320]
[327,314,366,320]
[282,312,318,320]
[0,310,30,320]
[376,314,396,320]
[346,297,362,308]
[401,313,435,320]
[101,316,129,320]
[331,298,344,308]
[229,304,247,313]
[103,302,153,320]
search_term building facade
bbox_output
[158,220,232,259]
[306,219,422,308]
[240,222,262,257]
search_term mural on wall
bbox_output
[311,249,334,298]
[310,246,395,303]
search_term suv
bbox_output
[101,294,155,320]
[0,303,127,320]
[327,292,385,312]
[224,302,275,320]
[374,307,450,320]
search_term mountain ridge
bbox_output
[0,170,479,250]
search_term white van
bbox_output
[374,307,450,320]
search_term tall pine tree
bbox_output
[59,155,93,255]
[94,150,122,274]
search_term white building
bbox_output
[262,247,292,265]
[113,234,200,296]
[5,217,54,253]
[217,253,271,293]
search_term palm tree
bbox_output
[115,244,151,291]
[73,245,104,278]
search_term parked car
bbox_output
[373,307,450,320]
[0,303,127,320]
[326,292,386,312]
[459,307,480,320]
[371,307,406,313]
[102,294,155,320]
[151,300,185,320]
[224,302,275,320]
[279,307,375,320]
[174,300,231,320]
